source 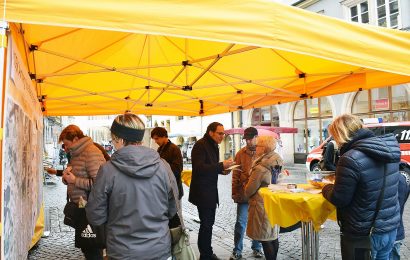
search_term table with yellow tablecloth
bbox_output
[259,185,336,260]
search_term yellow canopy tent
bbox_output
[1,0,410,116]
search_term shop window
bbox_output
[294,101,305,120]
[293,98,333,155]
[294,120,306,153]
[352,84,410,122]
[392,84,410,110]
[307,99,319,118]
[371,87,389,111]
[251,106,280,126]
[352,91,369,114]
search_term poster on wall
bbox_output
[2,34,43,259]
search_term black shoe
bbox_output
[200,254,221,260]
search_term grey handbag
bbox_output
[162,159,197,260]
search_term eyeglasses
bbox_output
[215,132,225,136]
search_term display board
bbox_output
[1,33,43,260]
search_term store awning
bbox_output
[2,0,410,116]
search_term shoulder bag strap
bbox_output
[162,159,185,229]
[369,164,387,235]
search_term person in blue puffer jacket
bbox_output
[322,114,401,260]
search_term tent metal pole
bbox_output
[38,63,182,78]
[189,44,235,87]
[149,67,186,104]
[308,73,353,96]
[190,46,258,64]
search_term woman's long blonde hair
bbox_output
[328,114,363,146]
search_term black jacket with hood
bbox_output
[322,129,401,235]
[86,145,177,260]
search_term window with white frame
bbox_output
[343,0,401,28]
[376,0,400,28]
[350,1,369,23]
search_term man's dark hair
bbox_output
[206,122,223,135]
[151,127,168,138]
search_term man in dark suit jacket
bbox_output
[189,122,235,260]
[151,127,184,199]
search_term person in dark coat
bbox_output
[188,122,235,260]
[322,114,401,260]
[151,127,184,200]
[320,138,338,171]
[390,162,410,260]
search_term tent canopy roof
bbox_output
[2,0,410,116]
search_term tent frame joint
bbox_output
[300,93,308,98]
[298,73,306,78]
[182,85,192,91]
[182,60,192,67]
[29,45,38,52]
[145,103,153,107]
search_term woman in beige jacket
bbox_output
[245,136,282,260]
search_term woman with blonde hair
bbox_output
[322,114,401,260]
[245,135,282,260]
[86,113,177,260]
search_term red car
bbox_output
[306,121,410,171]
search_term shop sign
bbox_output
[309,107,319,114]
[375,98,389,110]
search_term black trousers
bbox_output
[81,247,103,260]
[197,206,216,259]
[261,239,279,260]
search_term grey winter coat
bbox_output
[322,129,401,235]
[245,151,282,241]
[86,145,177,260]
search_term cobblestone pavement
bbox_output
[28,165,410,259]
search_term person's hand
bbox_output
[46,168,57,174]
[223,158,235,170]
[63,167,76,184]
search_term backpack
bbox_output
[319,140,339,171]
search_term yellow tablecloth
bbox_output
[181,170,192,187]
[259,185,336,231]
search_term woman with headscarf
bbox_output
[86,113,177,260]
[322,114,401,260]
[245,135,282,260]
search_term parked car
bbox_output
[306,121,410,171]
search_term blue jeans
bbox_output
[233,203,262,254]
[389,240,402,260]
[371,229,397,260]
